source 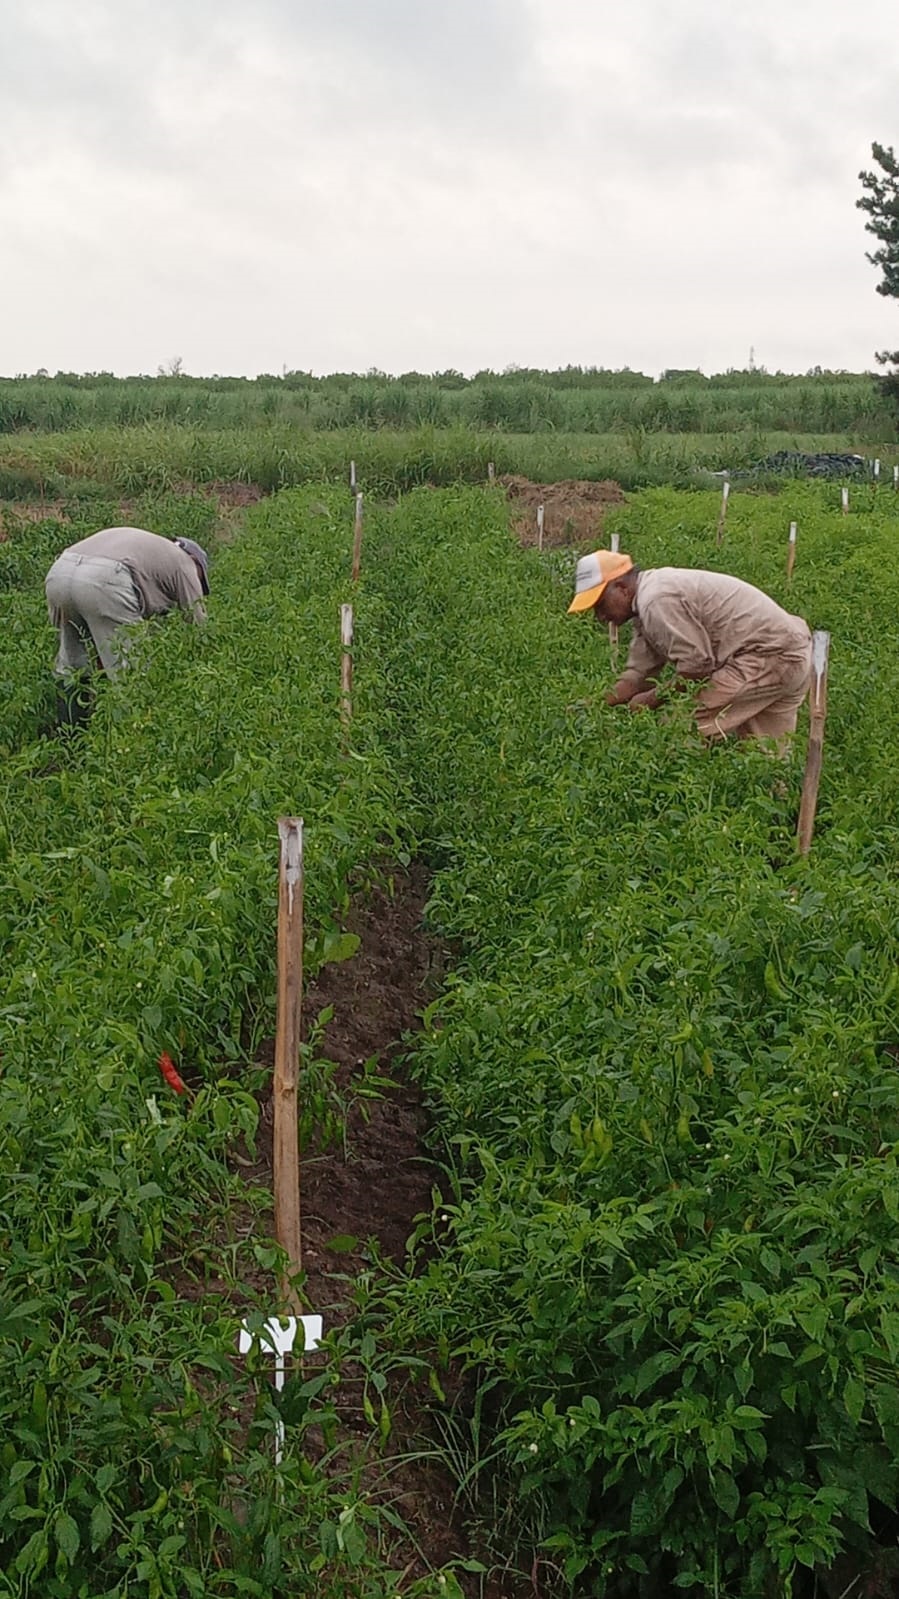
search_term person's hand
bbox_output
[605,682,634,707]
[627,689,659,711]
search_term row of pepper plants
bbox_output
[0,488,443,1597]
[356,481,899,1596]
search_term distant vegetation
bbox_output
[0,367,892,439]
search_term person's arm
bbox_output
[606,627,665,705]
[169,562,206,623]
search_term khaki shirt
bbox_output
[63,528,206,621]
[623,568,810,685]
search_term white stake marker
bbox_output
[797,630,831,857]
[340,603,353,731]
[238,1315,323,1465]
[487,461,496,482]
[841,486,849,515]
[715,480,730,546]
[349,459,356,493]
[609,532,620,661]
[537,504,545,550]
[894,465,899,490]
[786,520,797,581]
[874,458,881,481]
[352,493,363,583]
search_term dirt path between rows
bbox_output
[178,866,532,1597]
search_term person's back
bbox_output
[63,527,205,618]
[635,568,810,678]
[45,526,208,682]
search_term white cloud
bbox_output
[0,0,896,376]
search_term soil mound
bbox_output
[502,474,626,547]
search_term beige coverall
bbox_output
[45,527,206,675]
[616,568,812,740]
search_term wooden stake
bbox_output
[351,493,363,583]
[609,532,620,664]
[340,604,353,734]
[715,480,730,546]
[797,632,830,857]
[786,520,797,582]
[274,817,304,1309]
[536,504,545,551]
[487,461,496,482]
[841,486,849,516]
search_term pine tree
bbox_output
[857,143,899,395]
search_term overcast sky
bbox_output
[1,0,897,379]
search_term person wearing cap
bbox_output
[568,550,812,745]
[45,527,209,681]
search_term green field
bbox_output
[0,423,895,505]
[0,368,892,438]
[3,435,899,1596]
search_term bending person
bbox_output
[46,527,209,678]
[568,550,812,747]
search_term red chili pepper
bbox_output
[158,1052,187,1096]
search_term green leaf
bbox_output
[710,1470,740,1518]
[15,1529,48,1578]
[325,1234,359,1254]
[873,1385,899,1431]
[732,1405,767,1427]
[321,932,361,965]
[844,1376,866,1425]
[339,1517,366,1565]
[632,1350,680,1397]
[90,1501,113,1552]
[262,1530,281,1581]
[796,1307,828,1343]
[629,1487,659,1535]
[55,1510,80,1563]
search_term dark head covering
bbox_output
[174,537,210,595]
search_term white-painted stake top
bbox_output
[238,1315,322,1360]
[239,1314,324,1465]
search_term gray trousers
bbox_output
[45,552,143,675]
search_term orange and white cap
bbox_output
[567,549,633,613]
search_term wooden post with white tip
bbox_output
[340,604,353,737]
[609,533,620,666]
[351,493,364,583]
[273,817,304,1309]
[786,520,797,582]
[715,480,730,546]
[797,632,830,857]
